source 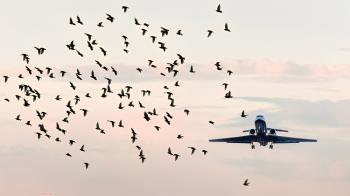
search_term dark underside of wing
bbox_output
[209,135,256,143]
[267,135,317,143]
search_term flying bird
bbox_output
[188,147,196,155]
[243,179,250,186]
[241,110,247,118]
[224,23,231,32]
[122,6,129,13]
[216,4,222,13]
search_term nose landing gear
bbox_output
[251,144,255,149]
[269,144,273,149]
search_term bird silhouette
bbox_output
[80,145,86,152]
[225,91,233,98]
[76,16,83,25]
[69,140,75,146]
[84,162,89,169]
[189,65,196,73]
[69,17,76,25]
[176,29,183,36]
[118,120,124,128]
[207,30,213,37]
[34,47,46,55]
[134,18,140,25]
[99,47,107,56]
[202,149,208,155]
[173,154,180,161]
[80,109,88,116]
[216,4,222,13]
[243,179,250,186]
[177,134,184,139]
[106,14,114,22]
[3,76,9,83]
[15,114,21,121]
[224,23,231,32]
[222,83,228,90]
[188,147,196,155]
[241,110,247,118]
[97,22,104,27]
[122,6,129,13]
[167,147,173,155]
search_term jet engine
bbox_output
[249,129,255,135]
[269,129,276,135]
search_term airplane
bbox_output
[209,115,317,149]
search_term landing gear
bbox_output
[251,144,255,149]
[269,144,273,149]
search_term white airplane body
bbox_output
[209,115,317,149]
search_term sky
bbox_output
[1,0,350,195]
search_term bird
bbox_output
[189,65,196,73]
[80,109,88,116]
[222,83,228,90]
[144,112,151,121]
[176,29,183,36]
[134,18,140,25]
[69,140,75,146]
[209,121,215,125]
[215,62,223,70]
[241,110,247,118]
[207,30,213,37]
[69,17,76,25]
[243,179,250,186]
[76,16,83,25]
[35,132,42,140]
[21,53,30,64]
[141,28,147,36]
[224,23,231,32]
[177,134,184,139]
[227,70,233,76]
[83,162,89,169]
[118,120,124,128]
[202,149,208,155]
[97,22,104,27]
[106,14,114,22]
[184,109,190,115]
[99,47,107,56]
[107,120,115,127]
[15,114,21,121]
[188,147,196,155]
[122,6,129,13]
[66,153,72,157]
[85,33,92,41]
[150,35,156,43]
[173,154,180,161]
[34,47,46,55]
[177,54,185,64]
[216,4,222,13]
[80,145,86,152]
[66,40,75,50]
[225,91,233,98]
[167,147,173,155]
[3,76,9,83]
[69,82,76,90]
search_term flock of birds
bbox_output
[3,4,251,186]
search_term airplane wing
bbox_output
[209,135,256,143]
[267,135,317,143]
[267,128,289,132]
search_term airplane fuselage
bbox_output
[254,115,269,146]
